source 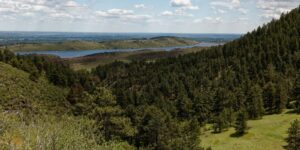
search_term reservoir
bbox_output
[16,42,221,58]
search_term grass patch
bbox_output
[200,111,300,150]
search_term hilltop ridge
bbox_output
[3,36,199,52]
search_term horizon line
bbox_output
[0,30,244,35]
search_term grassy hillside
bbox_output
[0,62,68,114]
[4,37,198,52]
[0,62,135,149]
[201,111,300,150]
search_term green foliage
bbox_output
[0,62,68,114]
[0,6,299,150]
[246,85,265,119]
[293,77,300,113]
[87,87,136,141]
[263,82,277,113]
[0,113,100,150]
[234,111,248,136]
[213,110,231,133]
[285,119,300,150]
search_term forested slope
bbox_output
[92,6,300,148]
[0,62,67,114]
[0,6,299,150]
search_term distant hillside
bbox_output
[3,36,198,52]
[67,47,205,70]
[0,62,68,114]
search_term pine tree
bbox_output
[285,119,300,150]
[235,111,248,136]
[263,82,277,114]
[275,82,288,114]
[89,87,137,141]
[293,77,300,113]
[247,85,265,119]
[213,110,230,133]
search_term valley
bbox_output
[0,3,299,150]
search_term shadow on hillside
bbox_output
[230,132,247,138]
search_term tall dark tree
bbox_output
[293,77,300,113]
[246,85,265,119]
[234,111,248,136]
[88,87,137,141]
[263,82,277,114]
[285,120,300,150]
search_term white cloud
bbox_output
[95,9,152,22]
[0,0,153,24]
[232,0,240,6]
[96,9,134,18]
[175,9,194,17]
[171,0,192,7]
[161,11,174,16]
[170,0,199,10]
[0,0,88,20]
[210,0,239,10]
[212,7,227,14]
[134,4,146,9]
[194,17,223,24]
[161,9,194,17]
[238,8,248,14]
[257,0,299,19]
[210,0,249,15]
[237,17,248,21]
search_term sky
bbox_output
[0,0,299,33]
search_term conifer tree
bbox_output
[235,111,248,136]
[247,85,265,119]
[89,87,137,141]
[263,82,277,114]
[285,120,300,150]
[293,77,300,113]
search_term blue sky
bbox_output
[0,0,299,33]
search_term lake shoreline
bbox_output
[15,42,222,58]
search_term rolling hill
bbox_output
[3,36,199,52]
[0,62,68,114]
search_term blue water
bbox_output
[17,42,221,58]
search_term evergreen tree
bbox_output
[293,77,300,113]
[135,105,175,149]
[275,82,288,114]
[234,111,248,136]
[285,119,300,150]
[213,110,230,133]
[263,82,277,114]
[247,85,265,119]
[89,87,137,141]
